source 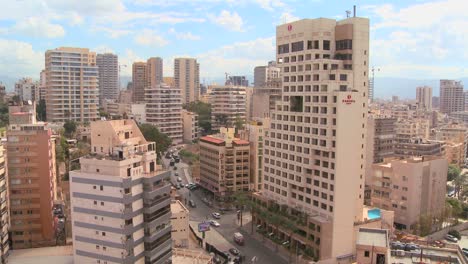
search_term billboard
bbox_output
[198,222,211,232]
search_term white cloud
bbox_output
[134,29,169,46]
[209,10,244,32]
[168,28,201,40]
[92,26,132,38]
[11,17,65,38]
[278,11,299,24]
[0,39,43,78]
[255,0,285,11]
[119,49,144,76]
[93,45,115,54]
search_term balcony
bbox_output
[145,237,172,260]
[144,196,171,215]
[145,224,171,243]
[144,184,171,201]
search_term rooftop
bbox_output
[232,139,249,145]
[356,228,388,248]
[171,199,189,214]
[9,245,73,264]
[200,136,225,145]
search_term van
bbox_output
[233,232,244,245]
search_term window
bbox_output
[364,251,370,257]
[314,40,319,49]
[291,41,304,52]
[278,44,289,54]
[100,185,104,191]
[94,201,97,205]
[336,39,352,50]
[340,74,347,81]
[96,245,100,249]
[323,40,330,50]
[100,202,104,206]
[102,232,106,236]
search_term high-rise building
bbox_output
[368,77,374,103]
[145,83,183,144]
[0,142,9,263]
[7,103,57,249]
[227,76,249,87]
[181,110,199,143]
[15,78,39,102]
[96,53,119,103]
[132,62,147,103]
[440,79,464,114]
[45,47,99,122]
[254,61,280,88]
[366,117,396,164]
[39,70,46,101]
[70,119,172,264]
[174,58,200,104]
[147,57,163,88]
[432,96,440,109]
[199,128,250,198]
[209,86,246,131]
[261,17,369,261]
[370,156,447,232]
[416,86,432,111]
[251,86,282,119]
[464,91,468,111]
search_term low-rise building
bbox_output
[182,110,199,143]
[199,128,250,198]
[170,200,189,248]
[355,228,389,264]
[394,138,445,158]
[369,156,448,232]
[130,103,146,124]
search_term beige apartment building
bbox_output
[96,53,119,103]
[440,79,464,114]
[209,86,246,131]
[7,103,57,249]
[174,58,200,104]
[251,86,282,119]
[147,57,163,88]
[170,200,189,248]
[395,118,430,142]
[199,128,250,198]
[366,116,396,164]
[0,143,8,263]
[416,86,432,111]
[445,142,465,167]
[70,119,172,264]
[370,156,447,232]
[240,119,269,192]
[45,47,99,122]
[254,61,281,88]
[39,70,46,101]
[132,62,147,103]
[394,139,445,158]
[261,16,370,261]
[145,83,183,144]
[15,78,39,102]
[181,110,199,143]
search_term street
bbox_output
[162,150,288,264]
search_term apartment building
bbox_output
[181,110,199,143]
[367,117,396,164]
[261,16,369,261]
[395,118,430,143]
[147,57,163,88]
[7,103,57,249]
[209,86,246,131]
[239,119,269,192]
[132,62,147,103]
[445,142,465,167]
[370,156,447,232]
[145,84,183,144]
[170,200,189,248]
[435,123,467,165]
[96,53,119,103]
[174,58,200,104]
[45,47,99,122]
[251,86,282,119]
[15,78,39,102]
[70,119,172,264]
[227,76,249,87]
[199,128,250,198]
[440,80,464,114]
[0,143,8,263]
[394,138,445,158]
[39,70,46,101]
[254,61,281,88]
[416,86,432,111]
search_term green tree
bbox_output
[214,114,228,128]
[185,101,212,134]
[234,115,245,133]
[447,198,463,218]
[139,123,172,154]
[0,103,8,127]
[453,173,467,199]
[447,164,461,181]
[63,120,77,138]
[98,108,110,119]
[36,99,46,121]
[11,95,20,104]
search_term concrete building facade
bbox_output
[96,53,119,103]
[170,200,189,248]
[145,84,183,144]
[70,119,172,264]
[262,17,370,261]
[132,62,147,103]
[15,78,39,102]
[416,86,432,111]
[227,76,249,87]
[370,157,447,232]
[367,117,396,164]
[209,86,246,131]
[146,57,163,88]
[199,128,250,198]
[174,58,199,104]
[0,143,8,263]
[254,61,280,88]
[7,103,57,249]
[440,79,464,114]
[251,86,282,119]
[181,110,199,143]
[45,47,99,122]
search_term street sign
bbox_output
[198,222,210,232]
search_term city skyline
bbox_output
[0,0,467,87]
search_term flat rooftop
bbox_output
[9,245,73,264]
[171,199,189,214]
[356,228,388,248]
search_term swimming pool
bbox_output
[367,208,381,220]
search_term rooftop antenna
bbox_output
[353,5,356,17]
[346,10,351,18]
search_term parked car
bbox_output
[229,248,240,256]
[176,184,181,190]
[233,232,244,246]
[404,243,420,252]
[177,177,182,182]
[209,220,220,227]
[189,200,196,208]
[175,172,179,176]
[212,212,221,219]
[445,234,458,242]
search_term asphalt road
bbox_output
[162,151,287,264]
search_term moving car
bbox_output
[445,234,458,242]
[209,220,220,227]
[229,248,240,256]
[212,212,221,219]
[233,232,244,245]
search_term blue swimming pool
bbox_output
[367,208,381,220]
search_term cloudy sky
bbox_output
[0,0,467,84]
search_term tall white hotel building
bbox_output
[261,16,369,261]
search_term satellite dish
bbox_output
[27,100,32,105]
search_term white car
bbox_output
[445,234,458,242]
[212,212,221,219]
[209,220,220,227]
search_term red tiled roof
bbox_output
[233,139,249,145]
[200,136,225,144]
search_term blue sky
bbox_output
[0,0,467,85]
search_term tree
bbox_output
[0,103,8,127]
[447,164,461,181]
[63,120,77,138]
[11,95,20,104]
[36,99,46,121]
[139,123,172,154]
[98,108,110,119]
[185,101,212,134]
[453,173,467,200]
[215,114,229,128]
[447,198,463,219]
[234,115,245,133]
